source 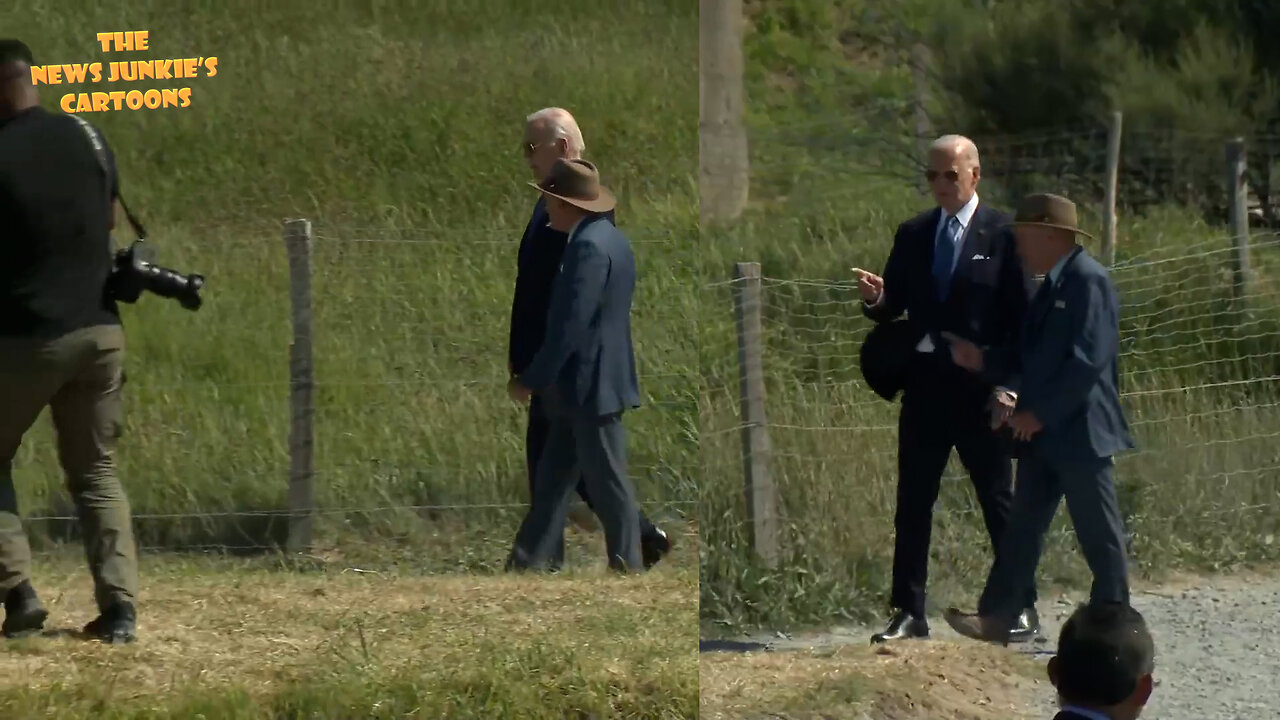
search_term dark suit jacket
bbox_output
[509,196,617,375]
[517,214,641,418]
[999,246,1136,464]
[863,202,1033,392]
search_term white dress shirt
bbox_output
[865,192,980,354]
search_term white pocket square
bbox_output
[971,254,988,261]
[1054,300,1066,308]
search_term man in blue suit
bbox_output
[942,193,1137,643]
[508,108,669,569]
[505,157,645,572]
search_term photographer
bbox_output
[0,38,138,644]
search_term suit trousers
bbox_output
[525,397,659,568]
[509,397,643,572]
[0,325,139,610]
[978,452,1130,621]
[890,358,1036,618]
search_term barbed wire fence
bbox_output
[704,121,1280,575]
[19,222,698,561]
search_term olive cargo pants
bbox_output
[0,325,138,610]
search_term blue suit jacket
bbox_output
[517,214,641,418]
[1011,246,1136,464]
[508,196,616,374]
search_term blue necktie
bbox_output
[932,215,961,300]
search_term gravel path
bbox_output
[1022,572,1280,719]
[711,570,1280,719]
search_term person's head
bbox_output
[1010,192,1092,275]
[529,158,614,232]
[925,134,981,215]
[524,107,585,182]
[1048,602,1155,720]
[0,39,39,119]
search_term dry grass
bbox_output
[1,538,698,719]
[700,640,1047,720]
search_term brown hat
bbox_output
[528,158,616,213]
[1007,193,1094,240]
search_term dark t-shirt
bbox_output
[0,105,121,338]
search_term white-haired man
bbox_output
[507,107,670,570]
[855,134,1038,644]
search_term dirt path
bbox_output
[702,569,1280,719]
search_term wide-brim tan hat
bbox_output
[527,158,616,213]
[1005,192,1095,241]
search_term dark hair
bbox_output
[0,39,35,66]
[1055,602,1155,706]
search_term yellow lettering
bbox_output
[60,93,76,113]
[204,57,218,78]
[61,63,89,84]
[178,87,192,108]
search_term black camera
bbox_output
[108,240,205,311]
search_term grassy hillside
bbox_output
[699,0,1280,630]
[2,1,698,564]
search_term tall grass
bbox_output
[2,0,699,562]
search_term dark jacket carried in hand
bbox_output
[508,196,616,375]
[516,214,640,418]
[861,201,1032,394]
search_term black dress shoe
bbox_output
[1007,606,1041,643]
[641,527,672,569]
[2,581,48,639]
[83,601,136,644]
[871,609,930,644]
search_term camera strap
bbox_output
[68,114,148,243]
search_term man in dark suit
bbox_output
[1045,602,1155,720]
[505,157,645,572]
[943,193,1137,644]
[508,108,669,569]
[854,134,1039,643]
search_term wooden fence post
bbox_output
[732,262,779,567]
[1101,111,1122,266]
[700,0,750,224]
[1226,139,1252,307]
[283,219,316,553]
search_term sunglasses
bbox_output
[523,139,565,158]
[925,169,961,183]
